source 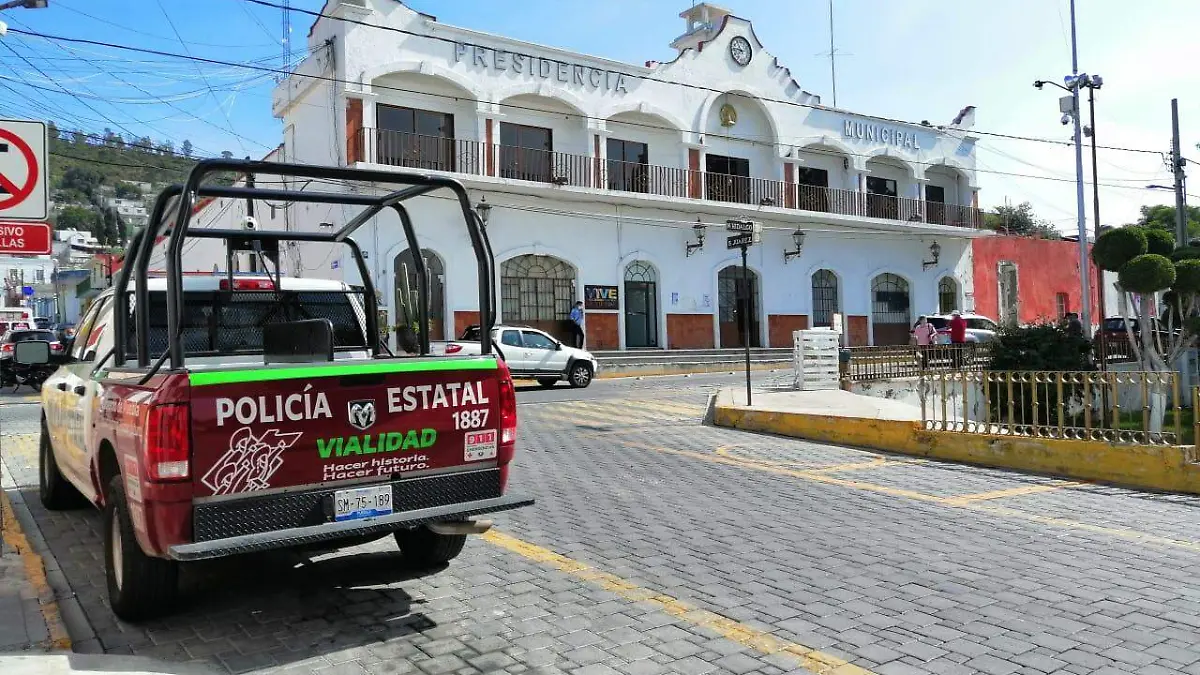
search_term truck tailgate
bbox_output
[188,357,507,501]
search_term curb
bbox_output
[0,487,71,652]
[711,402,1200,495]
[1,443,98,654]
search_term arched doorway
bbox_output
[394,248,446,340]
[500,254,577,343]
[624,261,659,348]
[718,265,761,348]
[811,269,839,328]
[938,277,959,314]
[871,273,911,345]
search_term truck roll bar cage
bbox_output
[111,159,497,372]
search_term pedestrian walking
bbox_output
[912,316,938,369]
[1065,312,1084,338]
[569,301,585,348]
[949,310,968,368]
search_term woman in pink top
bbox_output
[912,316,938,368]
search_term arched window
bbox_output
[500,255,577,342]
[394,248,446,340]
[811,269,839,328]
[938,277,959,315]
[624,261,659,348]
[871,273,911,345]
[718,265,761,348]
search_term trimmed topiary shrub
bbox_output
[1118,254,1176,294]
[1092,227,1147,271]
[1141,227,1177,256]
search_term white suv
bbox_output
[445,325,598,388]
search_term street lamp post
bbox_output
[1034,69,1103,339]
[0,0,47,37]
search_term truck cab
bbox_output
[32,159,532,621]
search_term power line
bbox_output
[11,24,1166,161]
[245,0,1163,157]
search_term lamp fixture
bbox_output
[686,218,706,257]
[783,227,806,264]
[922,241,941,270]
[475,196,492,226]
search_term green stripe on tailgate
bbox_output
[188,357,498,387]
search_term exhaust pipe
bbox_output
[428,519,493,535]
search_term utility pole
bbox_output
[1172,98,1188,246]
[1085,80,1107,377]
[1068,0,1092,337]
[828,0,837,108]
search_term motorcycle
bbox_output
[10,360,55,392]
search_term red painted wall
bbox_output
[972,236,1099,325]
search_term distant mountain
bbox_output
[47,124,204,191]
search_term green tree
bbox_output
[220,150,234,160]
[55,205,100,233]
[1091,226,1200,431]
[113,182,141,200]
[1134,204,1200,240]
[61,166,104,198]
[982,201,1060,238]
[181,139,193,158]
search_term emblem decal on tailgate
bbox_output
[201,427,303,495]
[347,399,377,431]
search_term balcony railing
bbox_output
[357,128,982,228]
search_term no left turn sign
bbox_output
[0,119,48,221]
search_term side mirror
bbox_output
[555,341,563,351]
[14,340,51,365]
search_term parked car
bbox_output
[0,328,64,386]
[918,313,999,344]
[440,324,598,388]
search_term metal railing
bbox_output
[355,129,984,228]
[359,128,484,175]
[921,370,1183,446]
[842,344,991,382]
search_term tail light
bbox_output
[1,344,12,354]
[496,360,517,469]
[144,404,190,481]
[444,343,463,354]
[219,278,275,291]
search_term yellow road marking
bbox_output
[944,482,1082,505]
[714,447,916,474]
[610,438,1200,553]
[0,488,71,651]
[482,530,876,675]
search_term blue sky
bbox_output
[3,0,1198,231]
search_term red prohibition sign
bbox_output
[0,128,38,210]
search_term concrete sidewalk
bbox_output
[721,386,924,421]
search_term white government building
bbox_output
[183,0,987,350]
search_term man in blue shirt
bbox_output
[569,301,585,348]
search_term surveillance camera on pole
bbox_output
[241,216,258,231]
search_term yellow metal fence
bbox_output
[920,370,1183,446]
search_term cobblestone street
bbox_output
[4,375,1200,674]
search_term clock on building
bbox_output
[729,36,752,66]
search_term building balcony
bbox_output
[357,128,984,229]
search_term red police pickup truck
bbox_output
[29,160,531,620]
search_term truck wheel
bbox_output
[39,421,82,510]
[104,476,178,621]
[567,362,593,388]
[537,377,558,388]
[393,526,466,567]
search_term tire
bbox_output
[567,361,593,389]
[393,526,466,567]
[104,476,179,621]
[537,377,558,388]
[39,423,82,510]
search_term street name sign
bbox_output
[727,233,758,249]
[726,219,756,232]
[0,221,51,255]
[0,119,48,221]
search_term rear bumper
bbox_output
[168,493,534,561]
